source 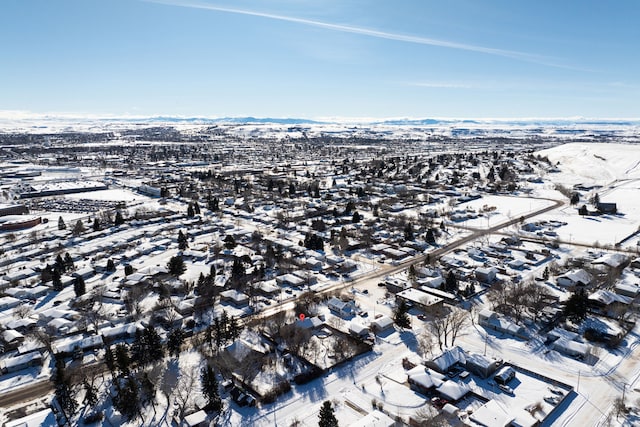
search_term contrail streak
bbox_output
[144,0,559,66]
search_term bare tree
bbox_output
[12,304,33,319]
[281,325,311,356]
[447,309,468,347]
[613,396,627,420]
[236,351,264,388]
[429,315,447,351]
[428,308,468,350]
[331,337,353,362]
[31,328,54,354]
[174,365,199,419]
[413,405,451,427]
[417,330,435,359]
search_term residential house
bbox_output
[0,351,43,374]
[557,269,592,287]
[465,352,501,379]
[396,288,444,314]
[426,346,466,374]
[478,309,527,339]
[407,365,443,395]
[475,267,497,284]
[220,289,249,307]
[327,297,356,319]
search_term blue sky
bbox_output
[1,0,639,119]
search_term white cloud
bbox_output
[410,82,476,89]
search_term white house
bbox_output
[327,297,356,318]
[557,269,592,287]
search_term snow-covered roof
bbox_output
[428,346,466,373]
[592,253,628,268]
[552,337,590,357]
[469,399,513,427]
[589,289,632,305]
[348,409,394,427]
[397,288,443,306]
[557,269,592,286]
[349,321,369,335]
[371,315,394,330]
[53,334,103,354]
[183,410,207,427]
[2,329,24,343]
[407,366,443,390]
[437,380,470,401]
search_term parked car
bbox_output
[498,384,514,395]
[544,395,560,405]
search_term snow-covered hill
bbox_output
[536,142,640,186]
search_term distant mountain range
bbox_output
[125,116,639,127]
[125,116,328,125]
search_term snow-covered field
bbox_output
[457,195,556,229]
[533,143,640,247]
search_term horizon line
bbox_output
[1,110,640,124]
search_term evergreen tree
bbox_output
[178,230,189,250]
[167,255,186,276]
[106,258,116,272]
[93,218,100,232]
[228,315,241,341]
[445,271,458,293]
[193,201,201,215]
[124,264,134,276]
[201,365,222,413]
[74,276,86,297]
[41,265,53,283]
[55,254,66,273]
[58,216,66,230]
[133,326,165,366]
[115,343,131,375]
[105,345,116,373]
[393,299,411,330]
[426,228,436,245]
[72,219,85,236]
[113,375,140,421]
[231,258,246,283]
[352,211,361,223]
[210,197,219,211]
[344,200,355,215]
[53,358,77,420]
[114,210,125,226]
[404,222,414,241]
[167,328,184,357]
[318,400,339,427]
[52,269,63,291]
[64,252,74,270]
[564,289,589,322]
[224,235,236,249]
[187,203,195,217]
